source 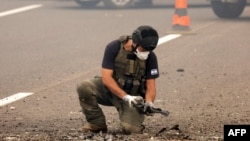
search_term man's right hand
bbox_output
[122,95,143,107]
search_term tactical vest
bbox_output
[113,35,146,96]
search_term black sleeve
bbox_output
[101,40,120,70]
[145,52,160,79]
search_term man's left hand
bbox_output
[143,102,155,113]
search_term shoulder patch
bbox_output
[151,69,158,75]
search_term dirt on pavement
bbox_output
[1,64,250,141]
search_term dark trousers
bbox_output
[77,76,145,133]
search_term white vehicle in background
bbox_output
[74,0,249,18]
[74,0,152,8]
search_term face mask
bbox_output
[134,48,150,60]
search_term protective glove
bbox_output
[122,95,143,107]
[143,102,155,115]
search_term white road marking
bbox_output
[158,34,182,46]
[0,35,182,107]
[0,2,183,107]
[0,5,42,107]
[0,4,42,17]
[0,33,181,107]
[0,92,34,107]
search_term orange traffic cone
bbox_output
[169,0,194,34]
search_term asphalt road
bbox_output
[0,0,250,140]
[0,0,212,97]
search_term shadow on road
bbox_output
[219,17,250,21]
[58,4,211,11]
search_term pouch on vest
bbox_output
[114,35,146,96]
